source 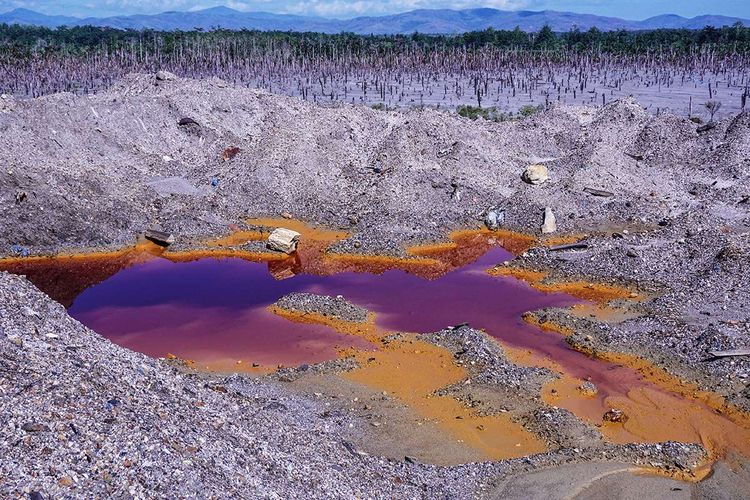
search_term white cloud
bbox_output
[285,0,529,18]
[1,0,531,18]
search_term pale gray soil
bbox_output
[1,73,749,497]
[1,272,707,498]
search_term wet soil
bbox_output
[3,221,749,470]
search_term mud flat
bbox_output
[1,74,750,497]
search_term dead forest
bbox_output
[1,25,749,117]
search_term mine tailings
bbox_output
[2,222,750,467]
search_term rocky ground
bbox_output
[1,73,749,497]
[0,274,717,498]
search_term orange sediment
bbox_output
[268,306,380,343]
[343,337,547,461]
[506,331,750,463]
[269,304,547,461]
[6,218,750,467]
[490,265,639,304]
[521,313,575,336]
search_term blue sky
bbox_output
[1,0,748,20]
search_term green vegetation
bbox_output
[2,23,750,56]
[518,104,544,117]
[457,104,541,122]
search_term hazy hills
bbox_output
[1,6,747,34]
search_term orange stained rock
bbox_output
[344,338,547,461]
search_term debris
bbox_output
[450,181,462,201]
[541,207,557,234]
[483,207,505,231]
[548,242,588,251]
[144,229,175,246]
[697,122,717,133]
[521,164,549,185]
[178,117,199,127]
[603,408,629,423]
[155,70,176,81]
[15,191,27,203]
[22,423,50,433]
[222,147,241,161]
[577,382,598,396]
[583,187,614,197]
[707,349,750,360]
[626,248,639,258]
[625,153,644,161]
[10,244,30,257]
[210,177,220,187]
[267,228,301,254]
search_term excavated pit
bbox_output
[3,222,749,468]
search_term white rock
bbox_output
[541,207,557,234]
[522,164,549,185]
[155,70,177,81]
[267,228,301,254]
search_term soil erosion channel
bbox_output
[3,223,750,468]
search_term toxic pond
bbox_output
[3,225,750,465]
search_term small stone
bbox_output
[626,248,639,258]
[484,207,505,231]
[58,476,73,487]
[603,408,629,423]
[22,423,49,433]
[541,207,557,234]
[577,381,598,396]
[522,164,549,185]
[155,70,176,81]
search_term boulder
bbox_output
[522,164,549,185]
[145,229,175,246]
[484,207,505,231]
[541,207,557,234]
[267,228,301,254]
[156,70,177,81]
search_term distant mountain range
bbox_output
[1,6,747,34]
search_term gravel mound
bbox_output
[0,272,454,498]
[273,292,369,323]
